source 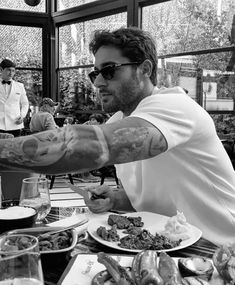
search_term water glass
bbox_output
[19,177,51,223]
[0,234,44,284]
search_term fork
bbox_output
[38,218,88,238]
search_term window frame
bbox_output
[0,0,234,114]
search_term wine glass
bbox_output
[19,177,51,224]
[0,234,44,284]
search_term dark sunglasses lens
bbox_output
[101,66,115,80]
[88,71,96,83]
[89,65,116,83]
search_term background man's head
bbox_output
[89,113,105,125]
[39,97,57,114]
[0,59,16,81]
[89,27,158,86]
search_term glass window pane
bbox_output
[0,0,46,12]
[201,66,234,112]
[59,68,103,117]
[157,56,199,101]
[57,0,98,11]
[59,12,127,67]
[0,25,42,68]
[158,51,235,112]
[142,0,235,55]
[15,70,43,107]
[0,24,43,124]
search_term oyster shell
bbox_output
[178,257,214,280]
[182,277,210,285]
[213,244,235,284]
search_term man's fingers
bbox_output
[85,184,110,195]
[86,197,111,213]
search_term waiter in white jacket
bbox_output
[0,59,29,137]
[0,59,34,201]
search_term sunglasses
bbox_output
[88,62,141,84]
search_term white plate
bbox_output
[87,211,202,253]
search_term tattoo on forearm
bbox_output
[0,128,67,167]
[108,127,167,163]
[0,125,166,173]
[0,125,110,173]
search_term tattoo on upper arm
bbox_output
[148,130,167,156]
[108,127,167,163]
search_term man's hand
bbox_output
[15,116,23,124]
[84,184,115,213]
[84,183,135,213]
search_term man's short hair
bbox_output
[40,97,57,107]
[89,113,105,124]
[0,59,16,69]
[89,27,158,85]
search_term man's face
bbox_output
[93,46,145,115]
[1,67,16,81]
[48,105,56,114]
[89,118,99,125]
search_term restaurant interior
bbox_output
[1,0,235,161]
[0,1,235,285]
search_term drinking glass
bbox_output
[19,177,51,224]
[0,234,44,285]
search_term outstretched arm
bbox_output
[0,117,167,174]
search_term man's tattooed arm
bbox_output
[0,125,109,174]
[101,116,167,165]
[0,117,167,174]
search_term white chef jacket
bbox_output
[0,80,29,130]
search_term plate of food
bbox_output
[59,251,225,285]
[87,211,202,253]
[5,226,86,269]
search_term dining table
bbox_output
[40,180,219,285]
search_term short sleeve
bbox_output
[130,88,197,150]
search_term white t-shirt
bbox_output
[108,86,235,245]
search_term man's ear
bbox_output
[139,59,153,79]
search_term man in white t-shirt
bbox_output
[85,27,235,245]
[0,28,234,245]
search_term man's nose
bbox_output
[94,73,107,88]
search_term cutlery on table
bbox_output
[3,218,88,239]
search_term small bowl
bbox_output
[0,200,37,234]
[6,227,83,268]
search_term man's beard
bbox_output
[102,94,120,113]
[102,82,142,114]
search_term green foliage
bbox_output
[211,114,235,138]
[59,69,102,117]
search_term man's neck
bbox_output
[123,84,155,117]
[2,78,12,81]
